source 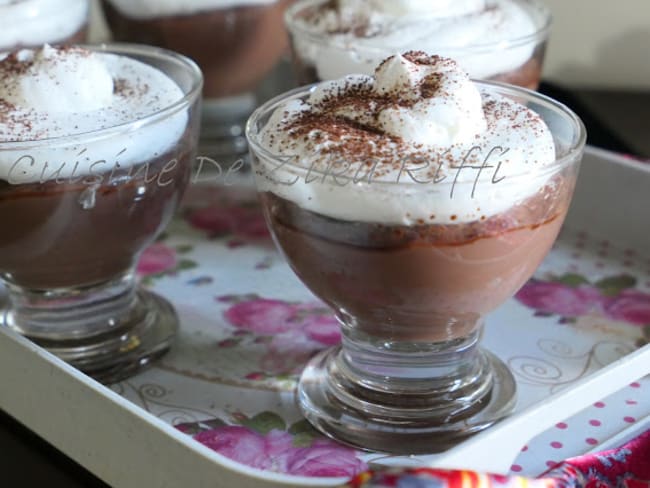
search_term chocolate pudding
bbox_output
[261,180,572,342]
[286,0,550,89]
[250,51,576,343]
[0,0,89,52]
[0,143,192,290]
[102,0,290,98]
[0,43,202,382]
[247,51,585,453]
[0,45,199,290]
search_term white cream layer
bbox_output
[255,54,556,225]
[291,0,545,80]
[0,46,188,184]
[0,0,87,50]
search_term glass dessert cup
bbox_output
[246,82,586,454]
[285,0,551,90]
[0,0,89,52]
[0,44,202,383]
[102,0,292,162]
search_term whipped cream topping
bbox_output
[106,0,278,19]
[289,0,547,80]
[0,45,188,184]
[371,54,487,145]
[254,52,556,225]
[0,0,87,50]
[1,46,114,113]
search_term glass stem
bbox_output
[334,321,493,418]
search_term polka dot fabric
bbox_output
[506,227,649,477]
[511,378,649,476]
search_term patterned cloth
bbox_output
[544,429,650,488]
[347,430,650,488]
[348,470,558,487]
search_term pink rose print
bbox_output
[286,439,368,477]
[515,281,605,317]
[225,299,301,335]
[224,299,341,346]
[188,205,269,240]
[220,297,341,377]
[136,243,177,276]
[193,426,366,477]
[194,426,293,472]
[516,274,650,334]
[195,426,267,468]
[303,316,342,346]
[604,289,650,326]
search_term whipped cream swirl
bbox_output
[0,45,188,184]
[253,52,556,225]
[371,54,487,145]
[289,0,547,80]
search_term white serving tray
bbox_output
[1,146,649,488]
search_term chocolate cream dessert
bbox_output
[286,0,550,89]
[0,45,195,290]
[251,51,577,343]
[0,0,88,51]
[102,0,291,98]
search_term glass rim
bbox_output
[245,80,587,187]
[284,0,552,54]
[0,42,203,151]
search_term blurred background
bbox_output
[87,0,650,89]
[543,0,650,89]
[85,0,650,157]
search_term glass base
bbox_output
[297,345,516,454]
[2,287,178,384]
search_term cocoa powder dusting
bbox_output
[281,52,465,167]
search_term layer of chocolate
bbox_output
[0,131,194,289]
[259,171,575,343]
[102,1,289,98]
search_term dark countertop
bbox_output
[1,86,649,488]
[543,84,650,158]
[578,90,650,157]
